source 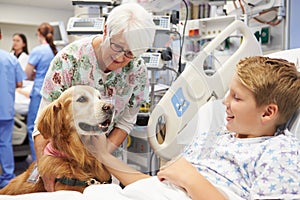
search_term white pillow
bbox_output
[289,109,300,139]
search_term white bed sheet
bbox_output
[0,177,188,200]
[0,177,245,200]
[0,190,83,200]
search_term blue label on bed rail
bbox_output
[171,88,190,117]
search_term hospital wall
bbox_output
[1,1,299,53]
[0,3,73,52]
[288,0,300,49]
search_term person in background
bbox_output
[11,33,33,115]
[11,33,29,71]
[96,56,300,200]
[25,22,58,162]
[32,3,156,192]
[0,48,26,189]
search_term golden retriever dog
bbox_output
[0,85,114,195]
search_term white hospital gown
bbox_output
[182,129,300,199]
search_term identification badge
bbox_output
[26,164,40,184]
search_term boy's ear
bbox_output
[262,103,278,122]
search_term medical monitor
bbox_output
[50,21,69,46]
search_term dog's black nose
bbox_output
[102,104,114,114]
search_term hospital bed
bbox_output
[1,20,300,199]
[147,19,262,160]
[148,47,300,161]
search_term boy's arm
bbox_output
[103,153,150,186]
[87,134,150,186]
[157,157,227,200]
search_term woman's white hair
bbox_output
[106,3,156,57]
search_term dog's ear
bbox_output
[37,102,63,139]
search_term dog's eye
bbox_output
[77,96,87,102]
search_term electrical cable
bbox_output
[166,29,181,78]
[149,150,154,175]
[162,65,180,77]
[238,0,245,14]
[253,16,282,26]
[253,7,282,26]
[177,0,188,74]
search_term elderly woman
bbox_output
[32,2,156,192]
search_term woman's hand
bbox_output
[34,134,56,192]
[40,174,55,192]
[24,64,36,80]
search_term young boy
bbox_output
[80,56,300,199]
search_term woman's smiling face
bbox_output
[100,33,133,71]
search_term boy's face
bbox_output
[223,74,268,138]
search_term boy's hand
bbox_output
[157,156,196,189]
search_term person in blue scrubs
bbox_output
[0,48,26,189]
[24,22,58,161]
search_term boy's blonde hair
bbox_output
[236,56,300,126]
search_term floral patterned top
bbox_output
[41,35,149,134]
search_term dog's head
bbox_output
[36,85,114,157]
[37,85,114,137]
[36,85,113,183]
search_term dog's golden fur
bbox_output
[0,85,113,195]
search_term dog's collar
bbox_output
[55,177,111,187]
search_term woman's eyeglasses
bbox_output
[109,38,134,59]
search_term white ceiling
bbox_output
[0,0,73,11]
